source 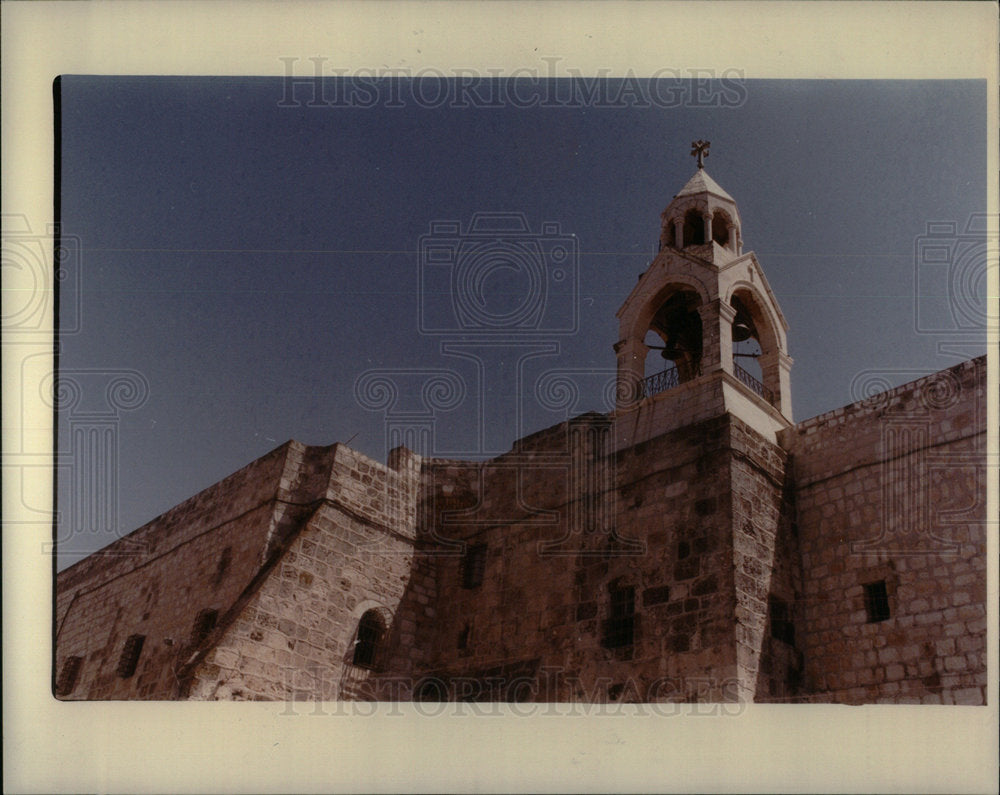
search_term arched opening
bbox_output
[711,211,731,247]
[642,290,703,395]
[730,293,771,403]
[352,609,386,670]
[682,209,705,247]
[661,222,675,250]
[643,329,672,378]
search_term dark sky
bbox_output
[56,76,987,568]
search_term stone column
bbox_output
[716,301,737,377]
[673,218,684,249]
[702,213,713,246]
[727,224,737,252]
[696,301,725,375]
[758,350,794,419]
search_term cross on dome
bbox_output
[690,139,710,169]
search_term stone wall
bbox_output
[55,356,987,705]
[54,442,298,698]
[728,416,801,702]
[182,445,423,701]
[54,441,425,700]
[779,357,987,704]
[403,412,764,703]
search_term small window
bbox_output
[190,608,218,646]
[116,634,145,678]
[864,580,891,623]
[352,610,386,670]
[56,655,83,696]
[769,596,795,645]
[461,543,487,590]
[603,585,636,649]
[214,546,232,586]
[457,623,472,650]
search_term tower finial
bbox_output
[690,139,710,169]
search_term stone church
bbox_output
[54,155,987,705]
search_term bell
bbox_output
[732,318,753,343]
[659,335,685,359]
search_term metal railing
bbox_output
[733,361,774,404]
[639,366,680,399]
[637,362,775,406]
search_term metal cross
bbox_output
[690,139,710,169]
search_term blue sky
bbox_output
[56,76,987,567]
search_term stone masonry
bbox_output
[779,357,987,705]
[54,167,988,705]
[55,357,986,705]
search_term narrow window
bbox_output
[457,623,472,650]
[603,585,636,649]
[863,580,891,623]
[116,634,145,678]
[56,655,83,696]
[769,596,795,645]
[352,610,385,670]
[461,543,487,589]
[213,546,232,586]
[190,608,218,646]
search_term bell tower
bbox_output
[614,142,793,446]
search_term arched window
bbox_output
[644,290,703,386]
[730,292,773,403]
[711,211,730,246]
[352,609,386,670]
[682,209,705,246]
[661,222,675,250]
